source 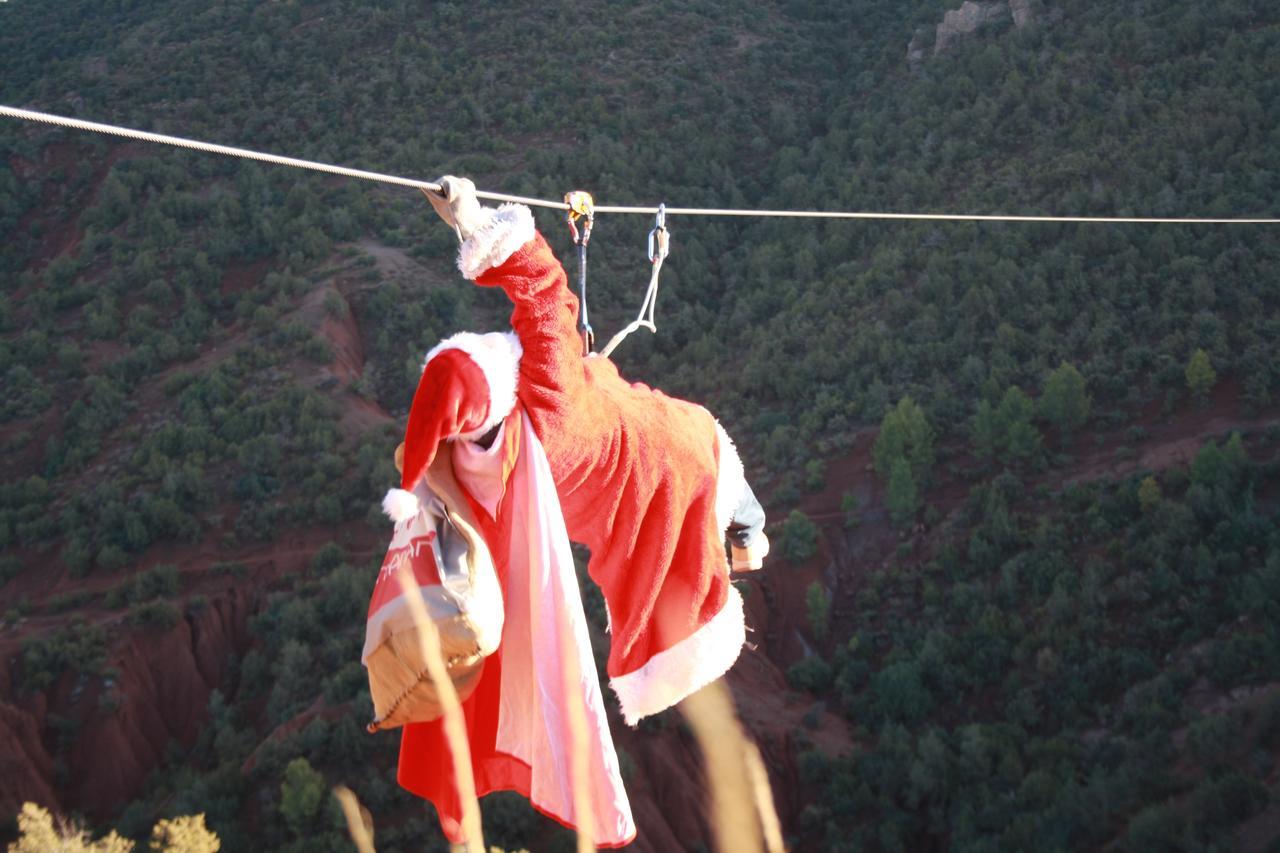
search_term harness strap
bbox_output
[599,252,664,359]
[599,205,670,359]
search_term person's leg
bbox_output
[727,482,765,549]
[727,482,769,571]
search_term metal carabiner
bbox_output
[647,203,669,263]
[565,190,595,247]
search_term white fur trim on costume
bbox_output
[425,331,523,440]
[713,421,747,535]
[457,203,536,280]
[609,585,746,727]
[382,488,420,524]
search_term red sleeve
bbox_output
[473,232,586,403]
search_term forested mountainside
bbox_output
[1,0,1279,849]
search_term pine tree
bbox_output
[887,457,919,526]
[806,582,831,642]
[779,510,819,563]
[840,491,861,529]
[1191,440,1226,490]
[279,757,326,838]
[1185,349,1217,400]
[1006,419,1043,461]
[1222,431,1248,474]
[995,386,1042,462]
[1138,476,1162,513]
[873,396,935,481]
[1040,362,1091,436]
[971,399,999,460]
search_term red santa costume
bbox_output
[382,202,752,845]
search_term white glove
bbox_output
[421,176,486,243]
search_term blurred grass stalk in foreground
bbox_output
[681,680,784,853]
[395,563,485,853]
[334,785,375,853]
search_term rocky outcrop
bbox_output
[935,1,1010,54]
[909,0,1037,63]
[71,589,254,819]
[1,586,256,823]
[0,701,59,816]
[1009,0,1033,28]
[907,28,932,65]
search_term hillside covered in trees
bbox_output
[1,0,1279,849]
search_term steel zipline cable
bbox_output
[3,105,1279,225]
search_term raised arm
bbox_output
[425,178,587,403]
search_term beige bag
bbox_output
[362,449,503,732]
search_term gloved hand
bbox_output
[421,176,486,243]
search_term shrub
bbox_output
[1185,348,1216,400]
[127,600,181,630]
[0,554,24,585]
[96,544,129,571]
[279,757,326,838]
[788,655,834,693]
[8,802,132,853]
[106,564,181,608]
[887,458,919,526]
[1137,476,1162,513]
[870,661,933,724]
[873,396,935,481]
[149,814,220,852]
[311,542,347,574]
[19,620,107,692]
[806,582,832,642]
[779,510,819,564]
[1040,362,1090,435]
[8,803,220,852]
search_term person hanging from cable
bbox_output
[380,176,769,845]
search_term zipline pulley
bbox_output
[648,203,670,264]
[564,190,596,356]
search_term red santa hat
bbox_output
[382,203,535,525]
[382,330,524,524]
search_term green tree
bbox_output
[1222,431,1248,475]
[779,510,819,564]
[887,457,919,526]
[804,458,825,492]
[871,661,933,724]
[1005,419,1043,461]
[873,396,935,481]
[971,399,999,460]
[787,655,834,692]
[1040,362,1090,436]
[806,582,831,642]
[995,386,1042,462]
[279,757,326,838]
[1186,348,1217,400]
[1137,476,1162,513]
[840,491,861,529]
[1191,440,1227,490]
